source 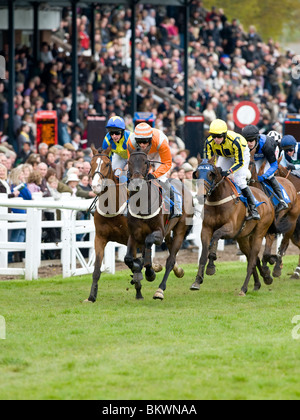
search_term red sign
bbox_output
[36,111,58,151]
[233,101,260,128]
[185,116,204,122]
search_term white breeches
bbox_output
[216,147,250,190]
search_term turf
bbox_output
[0,256,300,400]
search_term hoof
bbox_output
[83,298,94,303]
[272,268,282,278]
[263,275,273,285]
[190,282,200,291]
[153,263,163,273]
[153,288,164,300]
[146,272,156,282]
[173,264,185,278]
[291,273,300,280]
[206,265,216,276]
[239,290,246,297]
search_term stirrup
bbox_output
[246,209,260,221]
[276,201,288,213]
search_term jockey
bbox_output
[242,125,288,213]
[102,116,132,174]
[280,134,300,175]
[206,119,260,221]
[127,122,181,218]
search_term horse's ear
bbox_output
[128,143,134,155]
[278,155,282,164]
[104,145,112,156]
[145,143,152,154]
[91,145,98,156]
[197,153,202,164]
[250,147,256,160]
[208,157,215,166]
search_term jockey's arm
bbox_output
[230,139,245,173]
[102,136,112,156]
[152,140,172,179]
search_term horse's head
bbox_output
[193,155,222,199]
[90,145,113,195]
[127,144,151,181]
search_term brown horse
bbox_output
[276,162,300,279]
[190,157,275,296]
[249,153,300,278]
[84,146,130,302]
[125,146,194,300]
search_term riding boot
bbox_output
[241,187,261,221]
[161,180,182,219]
[266,177,289,213]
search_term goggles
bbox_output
[109,130,122,136]
[136,137,151,144]
[211,133,226,139]
[285,148,295,153]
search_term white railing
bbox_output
[0,194,225,281]
[0,194,127,280]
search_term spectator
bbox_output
[58,112,72,146]
[0,163,20,198]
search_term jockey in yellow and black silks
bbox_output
[206,119,260,220]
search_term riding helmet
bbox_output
[209,119,228,135]
[242,125,259,142]
[281,135,297,150]
[106,116,126,131]
[134,123,153,144]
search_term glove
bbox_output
[147,173,156,180]
[257,175,265,182]
[221,170,231,178]
[287,163,296,171]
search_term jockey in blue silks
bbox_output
[242,125,288,214]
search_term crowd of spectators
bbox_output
[0,1,300,259]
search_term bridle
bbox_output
[90,153,113,181]
[195,163,224,196]
[128,150,150,180]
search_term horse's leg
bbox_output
[85,236,107,303]
[164,233,185,278]
[261,233,275,280]
[153,226,185,300]
[291,221,300,279]
[206,240,218,276]
[144,229,164,282]
[256,256,273,285]
[239,235,263,296]
[237,237,261,292]
[273,224,298,277]
[190,226,212,290]
[125,236,144,300]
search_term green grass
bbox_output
[1,256,300,400]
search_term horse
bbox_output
[248,152,300,279]
[276,161,300,279]
[190,157,275,296]
[124,146,194,300]
[84,146,130,302]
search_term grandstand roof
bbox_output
[0,0,185,7]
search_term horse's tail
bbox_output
[274,213,294,235]
[184,223,193,240]
[292,215,300,245]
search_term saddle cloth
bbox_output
[261,180,291,207]
[230,181,265,208]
